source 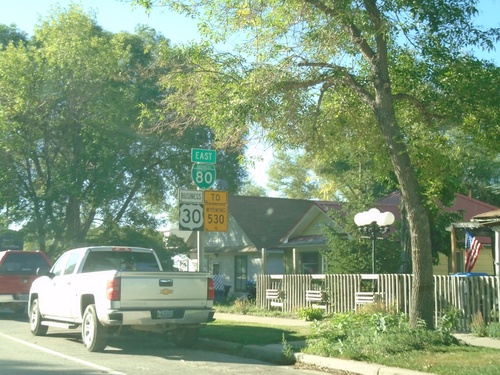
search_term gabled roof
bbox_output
[280,201,343,244]
[474,209,500,220]
[447,194,499,221]
[378,191,498,222]
[228,195,314,250]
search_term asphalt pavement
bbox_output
[202,312,500,375]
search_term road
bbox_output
[0,311,325,375]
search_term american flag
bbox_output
[465,229,482,273]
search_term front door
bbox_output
[234,256,248,292]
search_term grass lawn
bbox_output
[200,319,310,345]
[375,345,500,375]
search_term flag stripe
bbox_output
[465,230,482,273]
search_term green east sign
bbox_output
[191,148,216,164]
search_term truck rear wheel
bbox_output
[82,304,108,352]
[172,327,199,348]
[30,298,48,336]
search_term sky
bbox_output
[0,0,499,190]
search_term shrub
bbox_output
[438,307,461,333]
[471,311,487,337]
[486,322,500,338]
[304,310,458,361]
[297,307,325,321]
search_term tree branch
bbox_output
[304,0,377,64]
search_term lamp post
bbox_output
[354,208,395,289]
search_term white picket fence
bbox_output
[256,274,500,331]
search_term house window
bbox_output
[301,252,319,274]
[234,256,248,292]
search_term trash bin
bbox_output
[215,289,224,302]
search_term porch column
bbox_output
[261,248,266,275]
[494,227,500,320]
[493,227,500,276]
[450,225,457,273]
[292,248,297,274]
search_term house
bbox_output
[168,193,499,295]
[169,196,316,294]
[379,192,499,275]
[448,207,500,276]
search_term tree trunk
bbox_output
[373,91,435,329]
[399,199,412,273]
[363,0,434,328]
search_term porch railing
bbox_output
[256,274,500,331]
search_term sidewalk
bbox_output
[203,313,500,375]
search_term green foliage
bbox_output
[297,307,325,322]
[238,179,267,197]
[305,311,459,361]
[471,312,488,337]
[0,6,246,256]
[486,322,500,338]
[428,208,463,262]
[322,207,402,274]
[0,24,28,49]
[87,226,174,270]
[215,299,295,318]
[267,149,326,199]
[281,333,295,363]
[437,307,462,334]
[0,229,24,250]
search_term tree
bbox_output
[134,0,500,328]
[87,226,176,270]
[323,206,401,275]
[0,6,246,256]
[267,149,330,199]
[238,178,267,196]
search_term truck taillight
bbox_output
[107,277,121,301]
[207,278,215,301]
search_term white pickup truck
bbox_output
[28,246,215,352]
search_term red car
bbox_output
[0,250,52,314]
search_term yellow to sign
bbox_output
[203,190,228,232]
[204,190,228,204]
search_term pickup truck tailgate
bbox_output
[118,272,210,308]
[0,275,38,295]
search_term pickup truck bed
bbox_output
[29,246,215,351]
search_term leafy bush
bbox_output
[471,311,488,337]
[304,311,459,361]
[214,299,295,318]
[297,307,325,321]
[438,307,461,333]
[486,322,500,338]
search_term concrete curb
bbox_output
[296,353,433,375]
